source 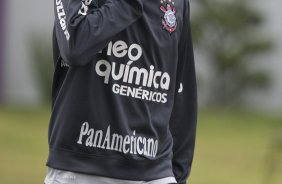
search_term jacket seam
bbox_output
[50,146,171,163]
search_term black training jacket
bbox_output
[48,0,197,184]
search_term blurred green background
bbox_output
[0,0,282,184]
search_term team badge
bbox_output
[160,0,177,34]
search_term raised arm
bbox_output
[54,0,143,66]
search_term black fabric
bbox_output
[48,0,197,183]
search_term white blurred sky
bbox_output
[3,0,282,111]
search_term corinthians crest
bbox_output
[160,0,177,34]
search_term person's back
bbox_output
[45,0,197,183]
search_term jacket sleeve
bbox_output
[169,1,197,184]
[54,0,143,66]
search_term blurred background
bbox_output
[0,0,281,184]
